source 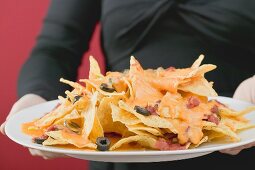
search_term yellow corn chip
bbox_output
[110,135,157,151]
[119,100,177,133]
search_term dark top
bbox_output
[18,0,255,169]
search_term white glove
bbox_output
[221,75,255,155]
[0,94,67,159]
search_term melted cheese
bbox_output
[22,122,44,137]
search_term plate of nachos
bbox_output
[5,55,255,162]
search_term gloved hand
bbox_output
[1,94,67,159]
[221,75,255,155]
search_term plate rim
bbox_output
[5,96,255,156]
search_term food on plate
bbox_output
[22,55,255,151]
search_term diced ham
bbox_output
[208,105,220,125]
[207,114,220,125]
[186,96,200,109]
[46,125,62,132]
[166,66,176,72]
[145,106,157,115]
[145,102,161,115]
[155,138,187,151]
[145,104,159,115]
[210,105,219,114]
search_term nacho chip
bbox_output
[123,77,134,100]
[110,135,157,151]
[191,54,204,69]
[46,130,96,149]
[34,101,73,128]
[126,124,163,137]
[203,123,240,141]
[189,54,216,77]
[192,136,208,148]
[54,109,81,125]
[204,131,225,141]
[219,106,255,117]
[81,92,98,137]
[119,101,177,133]
[60,78,86,93]
[89,56,104,80]
[110,103,141,125]
[193,64,217,77]
[179,77,217,97]
[126,129,156,138]
[43,137,69,146]
[97,97,129,135]
[80,79,126,96]
[202,121,217,128]
[89,113,104,143]
[221,116,255,131]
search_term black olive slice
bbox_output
[100,83,115,93]
[33,135,48,144]
[96,137,111,151]
[134,106,150,116]
[73,95,82,103]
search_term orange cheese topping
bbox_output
[159,93,213,144]
[61,129,90,148]
[22,122,44,137]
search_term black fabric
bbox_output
[19,0,255,100]
[18,0,255,169]
[102,0,254,96]
[89,147,255,170]
[18,0,101,100]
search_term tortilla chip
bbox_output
[89,113,104,143]
[81,92,98,137]
[130,56,144,75]
[191,54,204,69]
[203,123,240,141]
[46,130,96,149]
[97,97,129,135]
[60,78,86,93]
[34,101,73,128]
[221,117,255,131]
[119,101,177,133]
[204,131,225,141]
[43,137,69,146]
[110,135,157,151]
[194,64,217,77]
[54,109,81,125]
[219,106,255,117]
[126,124,163,137]
[179,77,217,97]
[189,54,216,77]
[123,77,134,100]
[202,121,217,128]
[110,103,141,125]
[126,129,156,138]
[191,136,208,148]
[80,79,126,96]
[89,56,104,80]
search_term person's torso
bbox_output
[90,1,255,170]
[101,0,255,96]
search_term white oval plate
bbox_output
[5,96,255,162]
